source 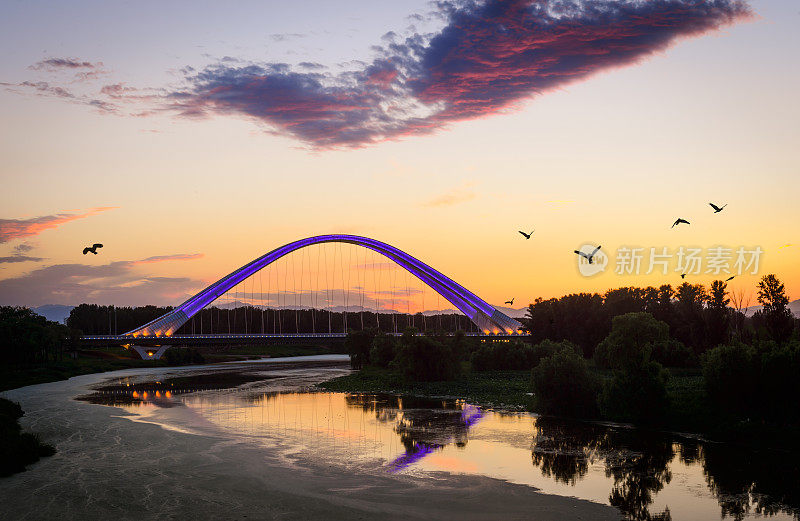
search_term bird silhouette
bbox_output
[672,218,690,228]
[505,298,515,305]
[574,245,602,264]
[725,275,735,282]
[518,230,534,240]
[709,203,727,213]
[681,273,687,279]
[82,243,103,255]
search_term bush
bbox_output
[471,339,579,371]
[471,341,530,371]
[344,329,376,369]
[394,335,460,381]
[369,332,397,368]
[758,341,800,420]
[598,360,670,423]
[0,398,55,477]
[594,312,669,371]
[651,338,697,368]
[531,348,600,417]
[701,342,757,413]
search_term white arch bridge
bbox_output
[85,235,525,352]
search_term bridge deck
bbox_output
[83,332,528,340]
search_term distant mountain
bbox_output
[495,306,528,319]
[741,299,800,317]
[33,304,74,324]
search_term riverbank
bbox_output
[0,398,55,477]
[0,344,344,392]
[320,365,800,449]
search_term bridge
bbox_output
[91,235,525,357]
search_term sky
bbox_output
[0,0,798,314]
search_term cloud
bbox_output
[0,255,44,264]
[30,58,101,70]
[0,207,117,243]
[0,258,204,307]
[14,242,35,254]
[0,242,44,264]
[422,183,477,207]
[165,0,751,148]
[8,1,752,148]
[19,81,75,99]
[131,253,204,265]
[29,58,108,83]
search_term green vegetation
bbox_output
[324,274,800,447]
[320,366,532,409]
[531,347,599,417]
[0,398,55,477]
[594,313,670,423]
[1,304,346,391]
[471,338,578,371]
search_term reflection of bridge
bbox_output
[124,235,523,338]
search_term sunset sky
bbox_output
[1,0,798,313]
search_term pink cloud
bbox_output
[0,207,117,243]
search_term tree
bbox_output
[701,342,757,414]
[369,331,396,368]
[594,313,671,423]
[594,313,669,371]
[674,283,709,352]
[706,280,731,347]
[344,328,376,369]
[756,274,794,343]
[394,334,460,381]
[531,348,599,417]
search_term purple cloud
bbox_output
[168,0,751,148]
[0,255,44,264]
[6,1,752,148]
[30,57,101,70]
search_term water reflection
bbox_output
[82,380,800,521]
[343,395,483,471]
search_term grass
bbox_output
[0,352,161,392]
[320,363,800,448]
[0,344,345,392]
[320,365,533,409]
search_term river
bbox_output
[1,356,798,520]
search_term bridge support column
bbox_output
[132,345,171,360]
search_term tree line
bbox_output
[341,273,799,433]
[66,303,476,336]
[0,306,77,368]
[523,275,796,358]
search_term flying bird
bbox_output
[82,243,103,255]
[574,245,602,264]
[518,230,534,240]
[709,203,727,213]
[672,218,690,228]
[505,298,515,306]
[725,276,735,282]
[681,273,687,279]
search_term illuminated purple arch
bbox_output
[125,235,522,337]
